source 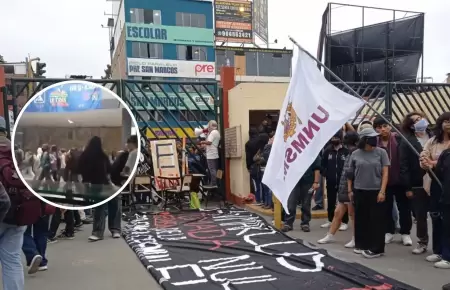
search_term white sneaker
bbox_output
[401,235,413,246]
[434,260,450,269]
[354,248,363,254]
[38,265,48,271]
[339,223,349,231]
[318,234,335,244]
[412,244,427,255]
[345,238,355,248]
[112,232,121,239]
[28,255,43,275]
[88,235,102,242]
[385,233,394,244]
[426,254,442,262]
[320,221,332,228]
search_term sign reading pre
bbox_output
[125,23,214,46]
[127,58,216,79]
[215,0,252,43]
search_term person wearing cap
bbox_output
[320,130,350,230]
[346,127,390,259]
[373,116,411,246]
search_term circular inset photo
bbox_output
[11,80,140,210]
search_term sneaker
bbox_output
[281,225,293,233]
[320,221,331,228]
[385,233,394,244]
[339,223,349,231]
[38,265,48,271]
[401,235,413,246]
[112,232,121,239]
[362,250,382,259]
[27,255,43,274]
[56,231,74,240]
[412,244,427,255]
[318,234,335,244]
[345,238,355,248]
[434,260,450,269]
[312,205,324,211]
[426,254,442,263]
[47,237,58,244]
[88,235,103,242]
[301,224,310,232]
[354,248,363,254]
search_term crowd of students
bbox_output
[0,116,139,290]
[247,112,450,269]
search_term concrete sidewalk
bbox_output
[2,224,162,290]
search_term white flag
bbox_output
[262,46,364,213]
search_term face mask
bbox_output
[365,136,378,147]
[413,119,428,132]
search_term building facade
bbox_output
[110,0,292,139]
[111,0,215,136]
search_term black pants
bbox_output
[49,208,75,237]
[385,185,412,235]
[284,182,313,227]
[327,183,348,223]
[412,188,430,246]
[442,206,450,261]
[354,189,386,254]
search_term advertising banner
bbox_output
[252,0,268,43]
[123,208,419,290]
[129,93,214,110]
[146,127,196,139]
[125,23,214,46]
[127,58,215,79]
[215,0,253,43]
[25,83,102,113]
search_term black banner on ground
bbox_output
[123,208,418,290]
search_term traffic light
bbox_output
[35,62,46,77]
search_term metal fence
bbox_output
[333,82,450,125]
[2,78,223,178]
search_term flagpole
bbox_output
[288,36,442,188]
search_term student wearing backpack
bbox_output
[0,117,43,290]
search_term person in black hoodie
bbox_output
[435,144,450,269]
[245,128,260,201]
[77,136,115,242]
[318,131,359,247]
[399,112,433,255]
[321,130,350,230]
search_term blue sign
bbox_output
[25,83,102,113]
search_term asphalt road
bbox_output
[1,214,448,290]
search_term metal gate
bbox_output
[1,78,222,177]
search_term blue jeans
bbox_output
[262,184,272,207]
[0,223,27,290]
[314,176,323,207]
[251,176,262,203]
[22,216,49,267]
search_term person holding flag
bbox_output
[262,44,364,220]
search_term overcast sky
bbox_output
[0,0,448,81]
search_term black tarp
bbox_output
[324,14,424,82]
[123,207,419,290]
